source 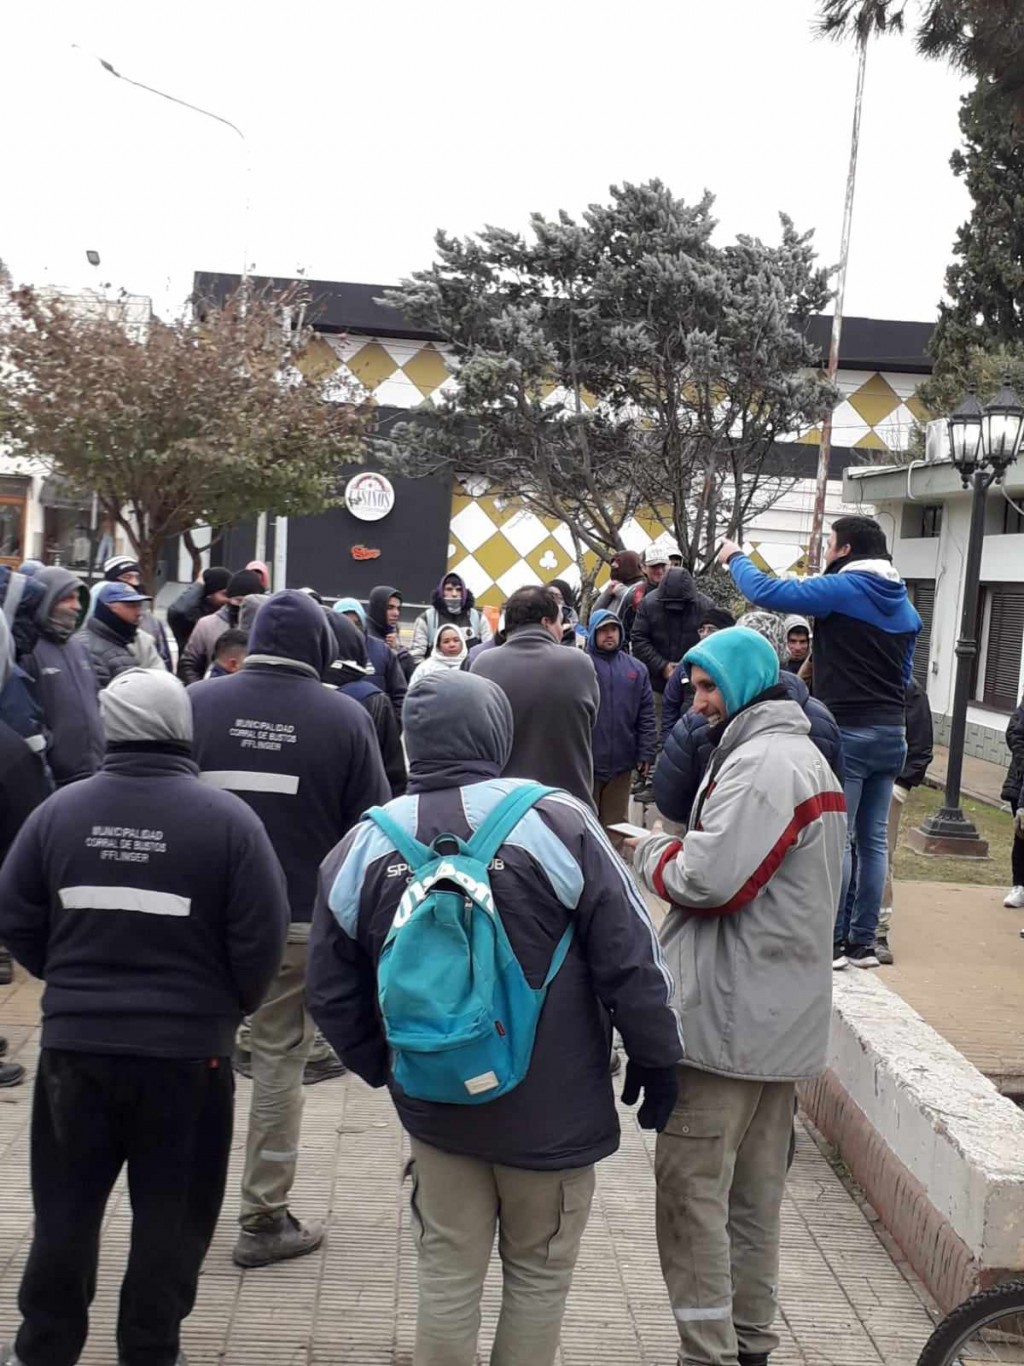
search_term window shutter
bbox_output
[907,581,935,690]
[983,586,1024,711]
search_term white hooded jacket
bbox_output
[407,625,469,693]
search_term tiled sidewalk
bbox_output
[0,973,938,1366]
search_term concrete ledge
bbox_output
[799,971,1024,1310]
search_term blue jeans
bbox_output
[835,725,907,948]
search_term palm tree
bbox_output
[807,2,907,572]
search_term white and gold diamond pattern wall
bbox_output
[792,369,929,453]
[301,332,929,606]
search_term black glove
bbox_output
[620,1061,679,1132]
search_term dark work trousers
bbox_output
[16,1048,234,1366]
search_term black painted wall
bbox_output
[218,465,453,608]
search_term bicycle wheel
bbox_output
[918,1279,1024,1364]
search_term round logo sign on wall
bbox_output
[344,472,395,522]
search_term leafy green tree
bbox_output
[930,82,1024,375]
[0,278,370,585]
[579,184,835,569]
[382,181,835,590]
[917,343,1024,420]
[377,214,641,605]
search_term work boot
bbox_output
[0,1061,25,1088]
[0,946,12,985]
[232,1212,325,1268]
[875,936,894,965]
[303,1053,347,1085]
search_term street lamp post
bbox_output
[909,378,1024,857]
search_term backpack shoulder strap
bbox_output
[467,782,555,866]
[543,922,575,987]
[363,805,432,870]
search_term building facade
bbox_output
[198,272,935,608]
[845,455,1024,763]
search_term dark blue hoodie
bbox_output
[0,670,290,1058]
[728,553,921,728]
[188,591,391,922]
[585,609,657,781]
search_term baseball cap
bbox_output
[644,545,669,566]
[97,581,151,606]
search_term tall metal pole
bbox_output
[912,471,992,854]
[935,472,989,831]
[808,31,868,573]
[73,47,250,284]
[74,49,262,571]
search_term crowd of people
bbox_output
[0,512,1020,1366]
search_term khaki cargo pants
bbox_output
[239,932,317,1228]
[593,771,634,834]
[407,1137,595,1366]
[656,1065,796,1365]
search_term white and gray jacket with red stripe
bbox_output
[635,697,846,1082]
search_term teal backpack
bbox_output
[365,782,574,1105]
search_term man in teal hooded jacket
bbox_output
[632,626,846,1366]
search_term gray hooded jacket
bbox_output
[25,567,104,786]
[635,697,846,1082]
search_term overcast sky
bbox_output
[3,0,969,326]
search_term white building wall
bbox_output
[869,472,1024,760]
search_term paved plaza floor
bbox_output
[0,972,941,1366]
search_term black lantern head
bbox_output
[982,375,1024,478]
[947,384,985,487]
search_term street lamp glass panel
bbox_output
[981,378,1024,469]
[947,386,984,473]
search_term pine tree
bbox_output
[917,2,1024,116]
[929,83,1024,373]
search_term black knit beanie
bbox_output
[226,569,267,599]
[202,566,232,596]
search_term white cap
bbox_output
[644,545,669,566]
